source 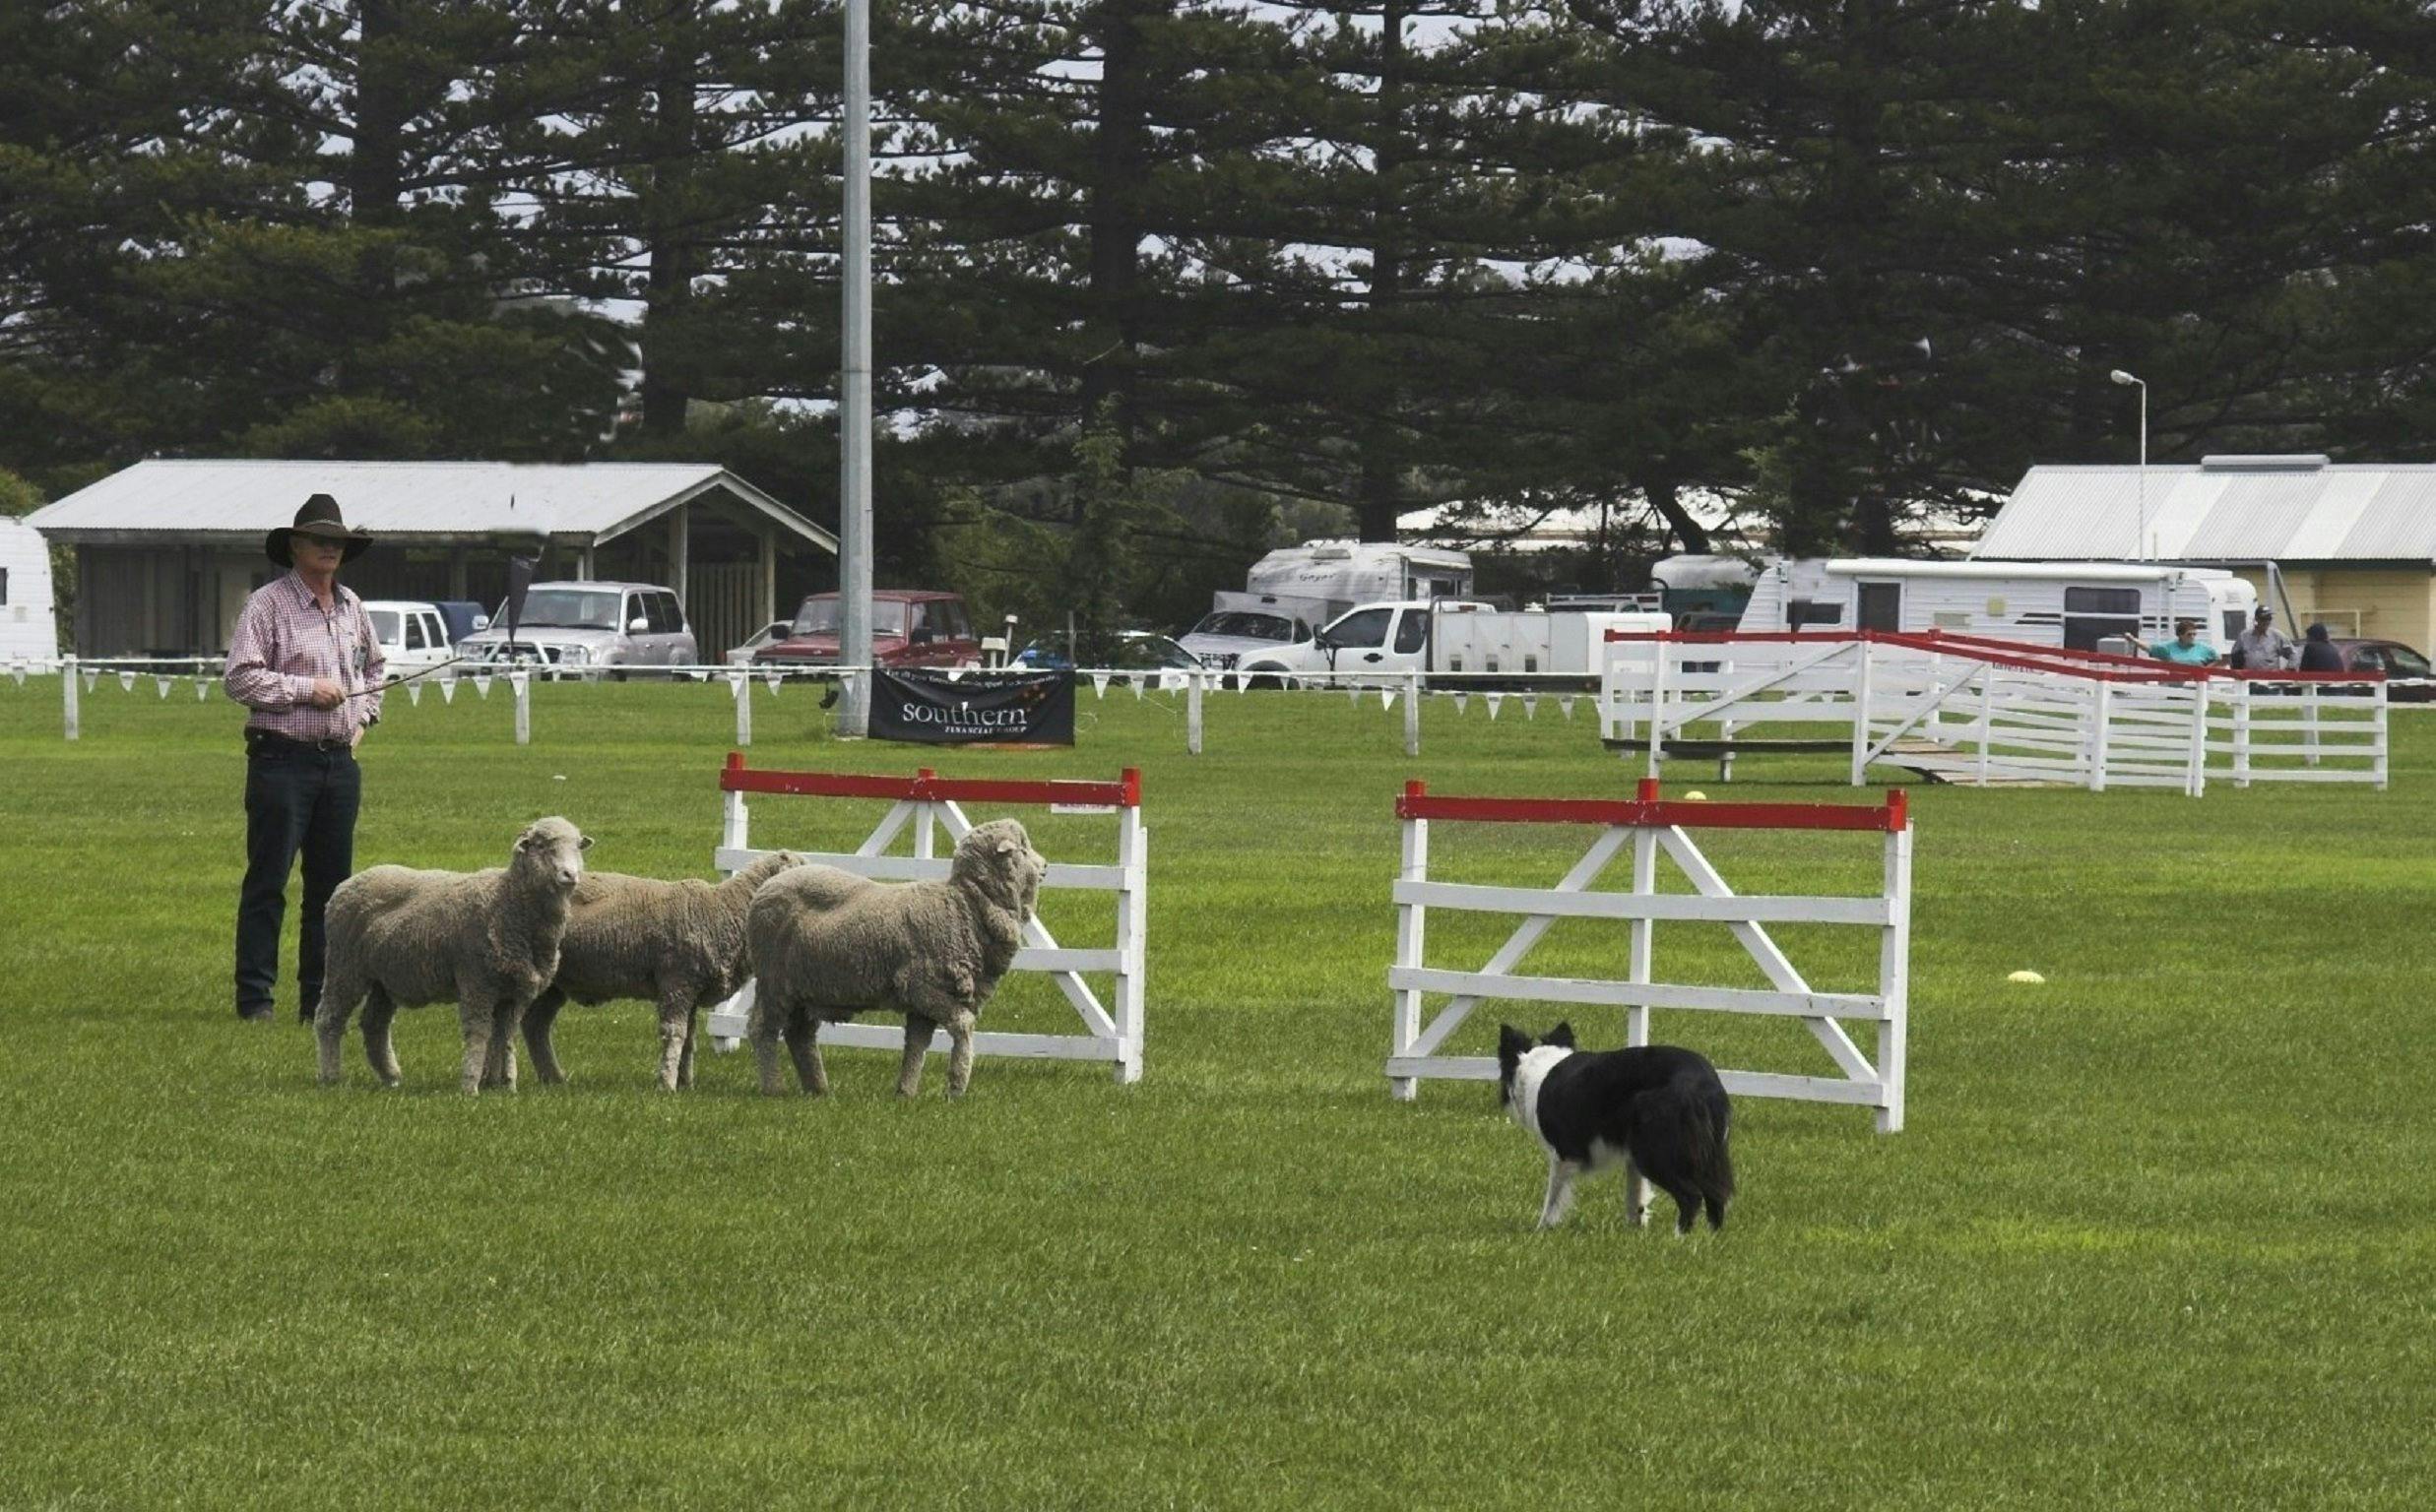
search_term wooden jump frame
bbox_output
[1386,777,1913,1132]
[702,755,1148,1082]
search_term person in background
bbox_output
[2298,622,2346,673]
[2145,618,2221,666]
[2231,606,2295,671]
[223,494,384,1024]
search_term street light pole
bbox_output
[836,0,874,736]
[2110,368,2147,562]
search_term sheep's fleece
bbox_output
[747,817,1045,1098]
[314,815,591,1094]
[521,850,803,1091]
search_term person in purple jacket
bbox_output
[222,495,384,1024]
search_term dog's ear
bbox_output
[1543,1021,1576,1048]
[1498,1023,1530,1060]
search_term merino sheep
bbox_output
[520,850,804,1091]
[314,816,592,1095]
[746,817,1046,1098]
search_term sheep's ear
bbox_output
[995,837,1017,853]
[578,835,594,850]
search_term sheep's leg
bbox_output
[359,985,402,1088]
[895,1015,933,1098]
[748,993,790,1097]
[785,1009,828,1097]
[943,1012,978,1099]
[654,987,693,1092]
[458,994,495,1097]
[485,1000,524,1091]
[524,987,569,1087]
[314,958,365,1087]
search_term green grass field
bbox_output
[3,675,2431,1509]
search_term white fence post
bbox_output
[2184,682,2209,797]
[511,670,531,745]
[2373,680,2390,789]
[1390,782,1429,1102]
[1877,799,1913,1134]
[2303,683,2321,767]
[2233,678,2253,788]
[1625,786,1658,1224]
[734,672,751,747]
[2088,679,2112,791]
[1186,668,1203,755]
[61,654,79,741]
[1114,801,1147,1083]
[1404,668,1421,758]
[1848,640,1875,786]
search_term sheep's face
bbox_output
[955,819,1046,918]
[516,815,592,890]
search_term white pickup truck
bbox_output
[1233,599,1671,687]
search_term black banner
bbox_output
[869,667,1075,745]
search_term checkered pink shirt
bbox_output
[223,572,385,742]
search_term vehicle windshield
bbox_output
[367,609,402,643]
[1119,636,1198,669]
[2384,646,2432,678]
[791,598,910,637]
[497,589,622,630]
[1190,611,1296,642]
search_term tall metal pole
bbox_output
[836,0,874,735]
[2111,368,2147,563]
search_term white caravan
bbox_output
[0,518,59,662]
[1737,558,2258,654]
[1181,540,1475,669]
[1236,599,1670,686]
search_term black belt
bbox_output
[246,729,351,754]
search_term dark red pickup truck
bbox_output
[750,590,983,670]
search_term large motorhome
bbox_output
[1736,558,2259,654]
[1179,540,1475,668]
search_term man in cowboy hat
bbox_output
[223,494,384,1024]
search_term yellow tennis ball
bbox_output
[2007,970,2046,984]
[1683,789,1708,800]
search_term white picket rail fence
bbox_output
[699,756,1147,1083]
[1385,777,1913,1132]
[1599,631,2388,793]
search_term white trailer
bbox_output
[1738,558,2257,655]
[1237,599,1669,686]
[0,519,59,663]
[1244,540,1474,621]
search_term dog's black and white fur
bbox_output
[1498,1022,1735,1234]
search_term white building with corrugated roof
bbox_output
[1973,454,2436,651]
[26,460,836,659]
[0,517,59,662]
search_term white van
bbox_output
[1737,559,2258,654]
[361,599,455,674]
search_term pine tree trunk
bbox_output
[640,22,700,438]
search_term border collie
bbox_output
[1498,1022,1735,1234]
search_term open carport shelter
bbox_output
[27,460,837,660]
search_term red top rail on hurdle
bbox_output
[1398,778,1907,834]
[720,752,1141,808]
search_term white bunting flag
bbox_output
[1231,670,1248,693]
[1559,696,1576,720]
[8,660,23,686]
[195,676,210,702]
[1091,672,1111,700]
[726,669,745,696]
[473,671,493,699]
[156,675,171,698]
[946,666,966,682]
[1380,688,1396,712]
[1347,685,1361,706]
[1452,693,1469,715]
[764,670,782,694]
[1485,693,1504,721]
[407,681,422,706]
[839,670,860,706]
[440,678,457,704]
[82,668,97,692]
[118,669,137,692]
[1129,673,1145,701]
[1159,670,1186,693]
[1522,693,1539,720]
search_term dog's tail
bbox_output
[1682,1090,1735,1231]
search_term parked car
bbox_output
[2330,637,2433,701]
[360,600,456,675]
[1015,632,1205,673]
[455,580,697,677]
[727,619,792,666]
[752,590,981,670]
[1177,601,1321,670]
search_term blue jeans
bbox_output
[234,738,361,1019]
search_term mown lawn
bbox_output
[2,674,2430,1510]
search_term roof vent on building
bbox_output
[2200,454,2329,472]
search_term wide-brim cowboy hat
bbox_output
[266,493,373,566]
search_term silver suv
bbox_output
[456,581,697,678]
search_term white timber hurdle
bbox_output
[1386,777,1913,1132]
[1599,630,2388,793]
[701,755,1147,1083]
